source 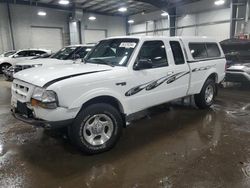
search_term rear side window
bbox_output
[189,43,207,59]
[170,41,185,65]
[206,43,221,57]
[189,43,221,60]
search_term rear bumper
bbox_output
[225,72,250,83]
[11,108,74,129]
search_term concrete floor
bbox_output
[0,76,250,188]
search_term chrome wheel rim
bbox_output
[1,65,10,72]
[205,85,214,104]
[83,114,114,146]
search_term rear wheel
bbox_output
[0,63,11,74]
[194,79,216,109]
[68,103,123,154]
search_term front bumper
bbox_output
[11,107,74,129]
[225,71,250,83]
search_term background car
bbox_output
[0,50,17,58]
[220,39,250,83]
[0,49,52,74]
[3,44,94,81]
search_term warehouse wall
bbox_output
[81,13,126,43]
[128,10,170,36]
[128,0,232,41]
[0,3,70,53]
[176,1,231,41]
[0,4,12,53]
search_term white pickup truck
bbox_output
[11,36,226,154]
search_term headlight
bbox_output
[31,87,58,109]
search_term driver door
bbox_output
[126,39,190,114]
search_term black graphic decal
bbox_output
[192,65,215,73]
[125,71,189,97]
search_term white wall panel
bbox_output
[31,27,63,52]
[176,27,196,36]
[82,13,126,43]
[197,8,230,23]
[197,22,230,41]
[84,30,106,44]
[130,23,146,33]
[177,15,196,27]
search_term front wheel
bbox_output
[0,63,11,74]
[68,103,123,154]
[194,79,216,109]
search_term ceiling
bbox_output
[2,0,202,16]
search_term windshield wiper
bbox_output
[88,59,115,67]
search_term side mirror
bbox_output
[134,59,153,70]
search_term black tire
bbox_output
[0,63,11,74]
[194,79,216,109]
[68,103,123,154]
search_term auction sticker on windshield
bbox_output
[119,42,136,48]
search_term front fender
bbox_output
[68,88,129,114]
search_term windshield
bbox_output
[85,38,139,66]
[51,47,79,60]
[4,51,16,57]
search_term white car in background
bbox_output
[0,49,52,73]
[3,44,94,80]
[0,50,16,58]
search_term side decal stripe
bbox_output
[43,69,111,88]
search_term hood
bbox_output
[227,63,250,73]
[0,57,11,63]
[14,63,113,87]
[15,58,74,66]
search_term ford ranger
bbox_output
[11,36,226,154]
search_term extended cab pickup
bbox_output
[11,36,226,154]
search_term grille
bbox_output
[12,80,34,102]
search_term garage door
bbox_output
[84,30,106,44]
[31,27,63,52]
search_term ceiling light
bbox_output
[38,11,46,16]
[214,0,225,6]
[128,19,134,24]
[59,0,69,5]
[161,12,168,17]
[88,16,96,21]
[118,7,127,12]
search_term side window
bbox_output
[77,47,92,58]
[138,41,168,68]
[170,41,185,65]
[17,50,29,57]
[206,43,221,58]
[189,43,207,59]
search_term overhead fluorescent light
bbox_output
[161,12,168,17]
[118,7,127,12]
[128,19,134,24]
[89,16,96,21]
[59,0,69,5]
[38,11,46,16]
[214,0,225,6]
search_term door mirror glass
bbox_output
[134,59,153,70]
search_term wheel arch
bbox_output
[80,95,125,115]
